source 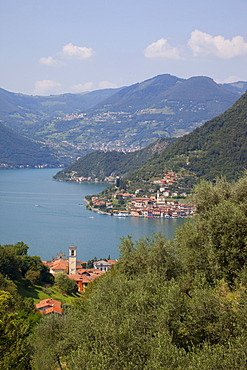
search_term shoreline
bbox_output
[84,199,192,219]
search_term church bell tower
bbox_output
[69,245,77,275]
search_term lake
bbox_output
[0,168,185,262]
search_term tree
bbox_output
[0,290,32,369]
[55,273,78,295]
[176,175,247,285]
[0,246,21,281]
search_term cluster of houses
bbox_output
[42,247,115,293]
[88,172,196,218]
[36,247,115,315]
[59,169,196,218]
[122,196,195,218]
[91,195,195,218]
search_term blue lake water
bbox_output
[0,168,185,261]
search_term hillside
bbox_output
[33,75,241,151]
[129,89,247,187]
[220,80,247,95]
[0,75,244,162]
[0,87,120,133]
[0,122,60,168]
[53,137,175,181]
[93,74,238,113]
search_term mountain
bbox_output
[91,74,183,112]
[129,89,247,188]
[0,122,60,168]
[32,75,242,156]
[53,137,175,181]
[219,81,247,95]
[0,74,245,163]
[93,74,238,113]
[0,87,121,132]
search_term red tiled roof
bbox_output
[36,299,62,314]
[108,260,116,264]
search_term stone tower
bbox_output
[69,245,77,275]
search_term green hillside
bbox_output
[0,87,120,133]
[0,122,60,168]
[53,137,175,181]
[129,90,247,187]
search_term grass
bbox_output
[17,281,81,305]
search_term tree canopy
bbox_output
[30,173,247,369]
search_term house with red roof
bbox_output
[36,298,62,315]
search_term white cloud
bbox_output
[39,56,64,66]
[62,43,94,60]
[223,75,242,83]
[71,82,95,92]
[144,38,181,60]
[188,30,247,59]
[98,81,118,89]
[33,80,62,95]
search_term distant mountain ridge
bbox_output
[92,75,239,113]
[0,87,121,132]
[0,74,246,167]
[29,74,244,153]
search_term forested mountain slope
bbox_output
[130,89,247,184]
[54,137,175,181]
[0,122,60,167]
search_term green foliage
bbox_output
[0,122,60,168]
[0,242,54,288]
[117,233,181,279]
[30,173,247,369]
[131,90,247,187]
[55,272,78,295]
[53,137,173,181]
[0,242,57,369]
[176,174,247,285]
[0,290,33,369]
[30,313,71,370]
[0,245,21,280]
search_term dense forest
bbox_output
[2,174,247,369]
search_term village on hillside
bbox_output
[42,247,115,294]
[84,172,196,218]
[36,246,116,315]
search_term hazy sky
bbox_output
[1,0,247,95]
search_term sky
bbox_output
[1,0,247,96]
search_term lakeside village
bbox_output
[37,246,115,315]
[81,172,196,219]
